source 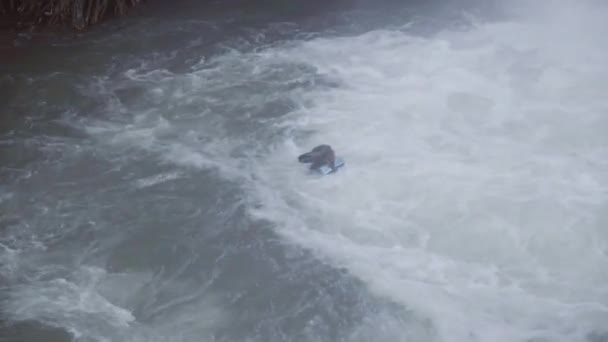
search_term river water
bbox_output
[1,1,607,341]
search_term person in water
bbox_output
[298,144,336,172]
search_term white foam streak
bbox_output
[3,267,135,334]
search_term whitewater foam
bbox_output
[3,267,135,338]
[248,3,608,342]
[12,2,605,341]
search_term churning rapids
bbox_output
[1,1,607,341]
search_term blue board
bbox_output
[316,158,345,175]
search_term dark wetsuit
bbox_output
[298,144,336,172]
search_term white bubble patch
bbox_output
[249,3,608,342]
[2,267,135,339]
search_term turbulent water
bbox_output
[1,1,607,341]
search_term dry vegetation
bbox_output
[0,0,145,30]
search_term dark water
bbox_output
[2,1,607,342]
